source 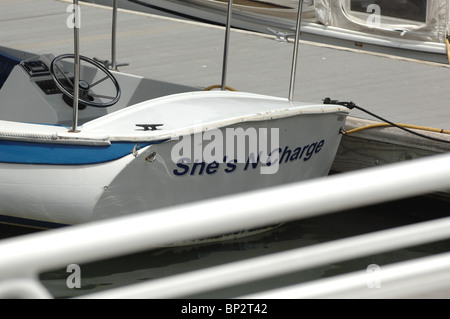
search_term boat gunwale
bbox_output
[0,91,349,145]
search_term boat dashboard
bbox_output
[0,53,199,127]
[0,54,119,126]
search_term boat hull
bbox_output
[0,112,346,227]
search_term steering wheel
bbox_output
[50,54,121,108]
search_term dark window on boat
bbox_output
[350,0,427,22]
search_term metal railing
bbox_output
[1,152,450,298]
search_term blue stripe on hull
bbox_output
[0,214,69,229]
[0,140,165,165]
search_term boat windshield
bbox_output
[350,0,427,23]
[312,0,447,43]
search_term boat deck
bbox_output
[1,0,450,174]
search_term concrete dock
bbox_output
[1,0,450,178]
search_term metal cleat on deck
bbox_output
[136,124,164,131]
[267,27,295,42]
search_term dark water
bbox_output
[2,194,449,298]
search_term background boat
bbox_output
[131,0,450,63]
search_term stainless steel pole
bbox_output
[111,0,118,70]
[221,0,233,91]
[71,0,80,132]
[288,0,304,101]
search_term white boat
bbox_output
[131,0,302,34]
[0,1,349,229]
[133,0,450,63]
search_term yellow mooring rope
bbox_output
[343,123,450,136]
[203,85,237,91]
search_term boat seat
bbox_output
[0,52,20,90]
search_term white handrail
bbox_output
[80,215,450,299]
[1,152,450,298]
[0,278,53,299]
[242,251,450,299]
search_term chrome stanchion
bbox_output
[71,0,80,132]
[221,0,233,91]
[94,0,128,70]
[288,0,304,102]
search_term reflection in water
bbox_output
[1,195,449,298]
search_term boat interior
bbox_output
[0,46,199,127]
